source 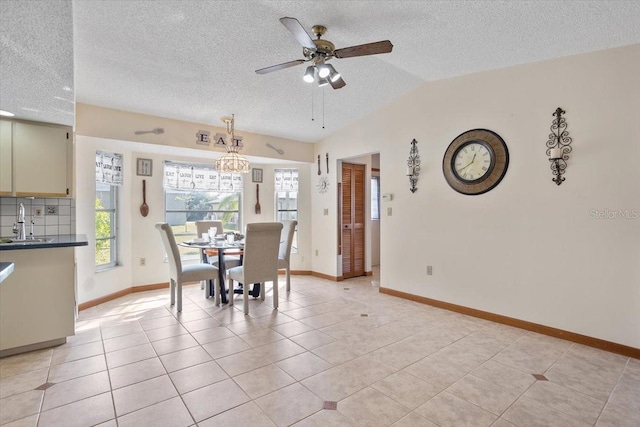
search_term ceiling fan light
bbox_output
[318,77,330,87]
[303,66,315,83]
[327,64,341,82]
[317,63,330,78]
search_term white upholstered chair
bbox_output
[195,220,242,269]
[194,220,242,295]
[278,220,298,292]
[156,222,220,310]
[228,222,283,315]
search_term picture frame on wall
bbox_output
[136,158,153,176]
[252,168,263,183]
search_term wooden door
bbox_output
[341,163,365,278]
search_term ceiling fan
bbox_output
[255,17,393,89]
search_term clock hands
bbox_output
[458,153,477,172]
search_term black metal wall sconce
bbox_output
[546,107,572,185]
[406,139,420,193]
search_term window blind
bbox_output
[163,161,243,192]
[96,150,123,186]
[274,169,299,191]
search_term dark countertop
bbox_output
[0,262,14,283]
[0,234,89,251]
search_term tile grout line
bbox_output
[592,356,630,426]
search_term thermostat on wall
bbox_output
[382,194,393,202]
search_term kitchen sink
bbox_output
[0,238,54,244]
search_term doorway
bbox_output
[340,162,365,278]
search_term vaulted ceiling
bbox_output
[2,1,639,142]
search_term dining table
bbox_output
[179,239,245,304]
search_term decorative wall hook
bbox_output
[546,107,572,185]
[406,139,420,193]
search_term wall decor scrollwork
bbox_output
[546,107,572,185]
[406,139,420,193]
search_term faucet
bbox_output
[16,203,27,240]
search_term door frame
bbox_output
[336,154,377,279]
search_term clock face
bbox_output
[443,129,509,195]
[452,141,494,183]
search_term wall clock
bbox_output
[317,176,329,193]
[442,129,509,195]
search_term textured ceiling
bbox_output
[0,0,74,126]
[2,1,639,142]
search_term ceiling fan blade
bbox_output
[255,59,305,75]
[334,40,393,59]
[279,17,316,50]
[329,76,346,89]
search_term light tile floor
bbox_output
[1,272,639,426]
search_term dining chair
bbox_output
[195,220,242,268]
[194,220,242,295]
[155,222,221,311]
[228,222,283,315]
[278,220,298,292]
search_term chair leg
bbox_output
[273,276,279,310]
[285,267,291,293]
[228,279,234,306]
[213,278,220,306]
[170,279,176,306]
[177,280,183,312]
[243,284,249,315]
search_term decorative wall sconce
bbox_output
[546,107,572,185]
[406,139,420,193]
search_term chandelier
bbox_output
[215,114,250,174]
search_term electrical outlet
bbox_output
[323,208,329,216]
[140,258,146,266]
[427,265,433,275]
[387,207,392,216]
[315,249,319,256]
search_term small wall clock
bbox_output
[317,176,329,193]
[442,129,509,195]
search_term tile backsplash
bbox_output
[0,197,76,238]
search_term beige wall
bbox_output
[313,44,640,348]
[76,104,314,164]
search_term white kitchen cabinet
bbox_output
[0,121,11,195]
[13,121,71,197]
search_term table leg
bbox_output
[218,250,228,304]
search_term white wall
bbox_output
[312,45,640,348]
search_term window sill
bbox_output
[95,264,119,273]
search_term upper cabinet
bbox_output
[0,121,12,195]
[1,120,72,197]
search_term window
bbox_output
[95,150,122,269]
[95,182,117,268]
[275,169,298,253]
[371,176,380,220]
[163,161,242,260]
